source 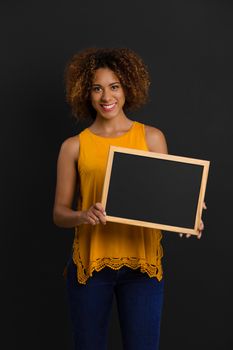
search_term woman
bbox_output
[53,47,205,350]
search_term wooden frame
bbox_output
[101,146,210,236]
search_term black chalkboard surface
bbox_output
[101,146,210,235]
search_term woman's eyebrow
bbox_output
[92,82,120,87]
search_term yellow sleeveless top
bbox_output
[72,120,163,284]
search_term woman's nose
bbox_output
[101,89,112,102]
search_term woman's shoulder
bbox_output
[144,123,164,136]
[143,123,168,153]
[59,134,80,160]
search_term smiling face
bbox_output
[90,67,126,120]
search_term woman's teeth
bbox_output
[101,103,116,111]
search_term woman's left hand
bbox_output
[179,202,207,239]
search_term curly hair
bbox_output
[64,47,151,121]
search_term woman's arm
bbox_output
[53,136,83,228]
[53,136,106,228]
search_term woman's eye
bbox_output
[93,87,101,92]
[111,85,119,90]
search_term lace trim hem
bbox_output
[72,256,163,285]
[63,226,164,284]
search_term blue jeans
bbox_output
[66,258,164,350]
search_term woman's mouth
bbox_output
[100,103,116,112]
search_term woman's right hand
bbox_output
[81,203,107,226]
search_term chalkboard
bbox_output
[101,146,210,236]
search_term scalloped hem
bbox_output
[73,256,163,285]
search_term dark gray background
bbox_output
[1,0,232,349]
